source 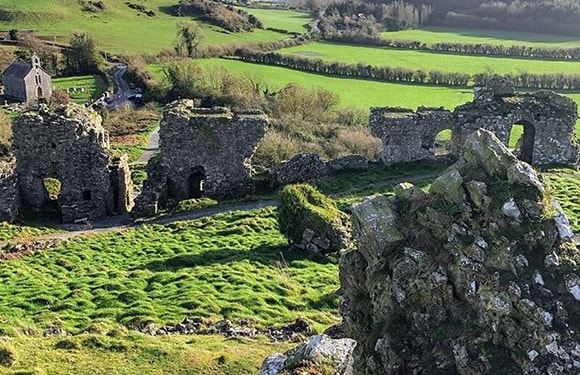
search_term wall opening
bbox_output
[509,121,535,163]
[41,177,62,220]
[43,177,61,201]
[188,166,206,199]
[37,86,44,98]
[434,129,452,155]
[83,190,92,201]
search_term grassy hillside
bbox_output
[383,27,580,48]
[0,0,290,55]
[278,41,580,76]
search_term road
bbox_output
[136,127,160,164]
[108,64,137,110]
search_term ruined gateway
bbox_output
[133,100,269,216]
[2,104,133,223]
[371,84,579,167]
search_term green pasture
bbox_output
[0,0,290,55]
[382,27,580,48]
[152,58,474,109]
[52,75,106,102]
[0,208,340,335]
[238,7,312,34]
[278,41,580,76]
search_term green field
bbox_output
[278,41,580,76]
[0,0,291,55]
[150,59,474,109]
[52,75,106,102]
[238,7,312,34]
[383,27,580,48]
[0,208,339,335]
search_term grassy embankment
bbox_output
[0,0,303,55]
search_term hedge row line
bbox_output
[234,50,580,90]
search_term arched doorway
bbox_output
[434,129,452,156]
[509,121,535,163]
[188,166,206,198]
[37,86,44,98]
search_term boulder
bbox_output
[259,334,356,375]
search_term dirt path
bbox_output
[0,171,441,248]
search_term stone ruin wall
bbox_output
[11,104,133,223]
[371,88,579,167]
[134,100,269,216]
[0,158,19,222]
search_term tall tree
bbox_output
[175,22,204,58]
[63,33,100,74]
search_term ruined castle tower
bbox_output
[133,100,268,216]
[11,104,133,223]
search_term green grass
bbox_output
[0,222,59,242]
[0,208,340,335]
[3,334,293,375]
[382,27,580,48]
[0,0,291,55]
[238,7,312,34]
[52,75,106,102]
[150,59,474,109]
[278,41,580,76]
[544,172,580,233]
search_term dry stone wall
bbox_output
[134,101,268,216]
[372,88,579,167]
[11,104,133,223]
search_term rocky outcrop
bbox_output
[278,184,351,254]
[134,102,268,216]
[341,129,580,374]
[260,334,357,375]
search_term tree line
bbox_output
[169,0,262,33]
[234,49,580,90]
[325,32,580,61]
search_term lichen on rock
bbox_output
[340,129,580,374]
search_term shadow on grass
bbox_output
[137,244,338,271]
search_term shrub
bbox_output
[278,184,351,254]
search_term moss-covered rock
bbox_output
[278,184,351,254]
[341,129,580,375]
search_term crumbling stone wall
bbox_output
[372,88,579,167]
[134,101,268,216]
[0,158,20,222]
[341,129,580,374]
[11,104,133,223]
[370,107,453,165]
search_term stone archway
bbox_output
[509,121,536,164]
[434,129,452,155]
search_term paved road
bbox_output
[136,126,160,164]
[108,64,137,110]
